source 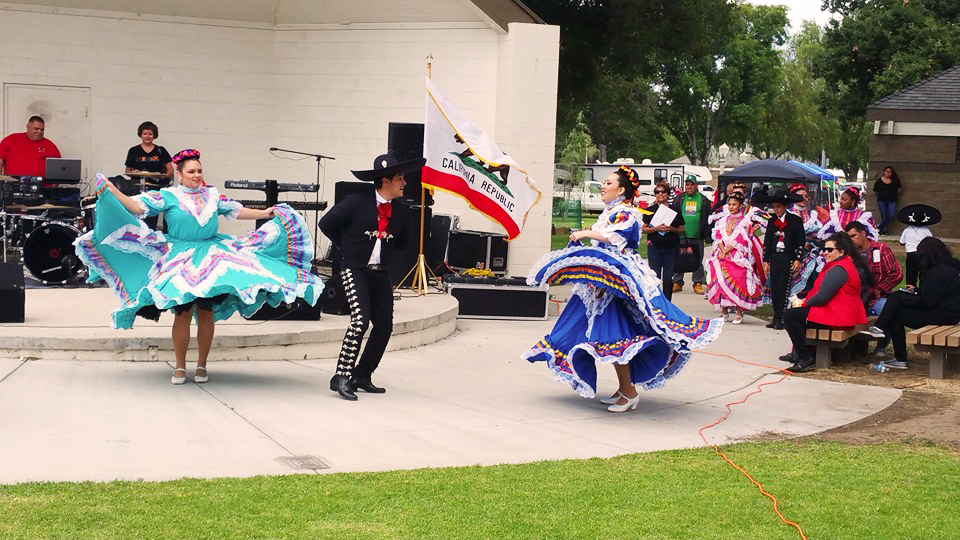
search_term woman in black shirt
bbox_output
[865,237,960,370]
[872,166,901,235]
[642,182,685,300]
[124,121,173,183]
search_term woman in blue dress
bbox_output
[524,166,723,412]
[75,149,323,384]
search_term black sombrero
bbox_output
[897,204,941,226]
[351,153,427,182]
[756,189,803,206]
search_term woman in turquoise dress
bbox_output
[523,166,723,413]
[75,149,323,384]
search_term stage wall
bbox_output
[0,3,558,275]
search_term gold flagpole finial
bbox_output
[427,52,433,79]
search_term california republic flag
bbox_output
[423,78,541,240]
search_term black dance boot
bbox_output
[329,374,358,401]
[351,376,386,394]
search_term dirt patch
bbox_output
[792,353,960,450]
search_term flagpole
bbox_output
[397,52,438,295]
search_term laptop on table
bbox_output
[44,158,82,183]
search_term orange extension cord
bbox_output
[696,350,808,540]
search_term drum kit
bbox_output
[0,171,166,285]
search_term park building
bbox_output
[868,64,960,239]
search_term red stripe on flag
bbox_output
[422,167,520,239]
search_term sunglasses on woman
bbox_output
[654,190,668,194]
[823,247,838,253]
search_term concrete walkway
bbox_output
[0,289,900,484]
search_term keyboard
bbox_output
[236,200,327,212]
[224,180,319,193]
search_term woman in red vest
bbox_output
[781,232,872,372]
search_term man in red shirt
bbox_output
[0,116,61,177]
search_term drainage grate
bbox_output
[275,455,330,470]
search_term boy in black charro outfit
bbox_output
[318,153,424,400]
[760,189,805,330]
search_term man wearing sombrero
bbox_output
[318,153,425,400]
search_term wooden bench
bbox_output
[906,324,960,379]
[804,316,878,369]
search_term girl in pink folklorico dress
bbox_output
[707,192,765,324]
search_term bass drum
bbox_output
[23,221,83,284]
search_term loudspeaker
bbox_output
[0,263,25,323]
[388,205,431,287]
[387,122,432,205]
[446,281,548,320]
[446,230,509,275]
[335,181,373,203]
[322,250,351,316]
[322,183,372,316]
[245,298,322,321]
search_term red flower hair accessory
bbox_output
[172,148,201,164]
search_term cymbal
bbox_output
[25,203,78,211]
[0,175,19,182]
[126,171,165,178]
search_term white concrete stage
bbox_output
[0,287,458,362]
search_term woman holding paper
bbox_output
[641,182,686,301]
[706,192,764,324]
[523,167,723,412]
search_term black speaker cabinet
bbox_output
[245,298,322,321]
[387,122,432,206]
[0,262,25,323]
[335,181,373,203]
[446,230,508,275]
[446,282,548,320]
[321,264,350,316]
[389,205,431,287]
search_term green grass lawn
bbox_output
[1,441,958,539]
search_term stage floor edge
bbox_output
[0,288,458,362]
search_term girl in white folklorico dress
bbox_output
[706,192,765,323]
[817,186,879,241]
[74,149,323,384]
[523,166,723,413]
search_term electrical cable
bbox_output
[695,350,808,540]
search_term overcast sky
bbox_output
[748,0,836,33]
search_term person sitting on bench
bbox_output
[781,233,873,372]
[864,237,960,370]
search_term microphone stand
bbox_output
[269,147,335,269]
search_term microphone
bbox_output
[269,147,278,151]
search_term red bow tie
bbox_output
[377,202,392,234]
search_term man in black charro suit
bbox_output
[318,153,424,400]
[759,189,805,330]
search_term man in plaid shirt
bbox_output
[845,221,902,315]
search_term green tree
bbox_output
[524,0,738,162]
[815,0,960,179]
[655,3,789,165]
[747,21,831,162]
[555,111,598,199]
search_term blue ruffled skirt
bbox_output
[522,243,723,398]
